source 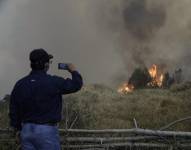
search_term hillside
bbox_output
[1,83,191,131]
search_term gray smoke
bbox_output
[91,0,191,82]
[0,0,122,97]
[1,0,191,97]
[123,0,166,40]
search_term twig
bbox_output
[65,103,69,130]
[160,116,191,131]
[69,115,78,129]
[133,118,138,129]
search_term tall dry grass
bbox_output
[63,83,191,131]
[0,83,191,131]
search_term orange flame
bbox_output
[118,64,165,94]
[148,64,164,87]
[118,83,134,94]
[149,64,157,78]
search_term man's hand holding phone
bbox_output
[58,63,76,72]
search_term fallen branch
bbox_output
[61,136,159,143]
[160,116,191,131]
[59,128,191,138]
[61,142,169,149]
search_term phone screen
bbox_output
[58,63,68,70]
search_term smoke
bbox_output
[0,0,123,97]
[1,0,191,96]
[123,0,166,40]
[91,0,191,82]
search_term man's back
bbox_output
[10,70,83,130]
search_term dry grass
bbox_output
[0,83,191,132]
[63,83,191,131]
[0,101,9,129]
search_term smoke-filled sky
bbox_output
[0,0,123,97]
[93,0,191,79]
[0,0,191,97]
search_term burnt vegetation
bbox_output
[128,67,151,89]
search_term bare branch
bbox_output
[160,116,191,131]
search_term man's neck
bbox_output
[31,69,47,74]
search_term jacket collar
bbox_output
[30,70,47,75]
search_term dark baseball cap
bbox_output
[30,48,53,62]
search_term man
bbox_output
[9,49,83,150]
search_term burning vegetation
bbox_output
[118,83,134,94]
[118,64,181,94]
[148,64,164,87]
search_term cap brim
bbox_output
[48,54,53,59]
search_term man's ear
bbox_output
[44,62,50,70]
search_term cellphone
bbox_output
[58,63,68,70]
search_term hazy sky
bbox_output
[0,0,123,97]
[1,0,191,97]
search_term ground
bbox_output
[62,83,191,131]
[1,82,191,131]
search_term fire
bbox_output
[149,64,157,78]
[118,64,165,94]
[148,64,164,87]
[118,83,134,94]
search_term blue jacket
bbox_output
[9,70,83,130]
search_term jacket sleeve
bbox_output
[53,71,83,94]
[9,83,22,130]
